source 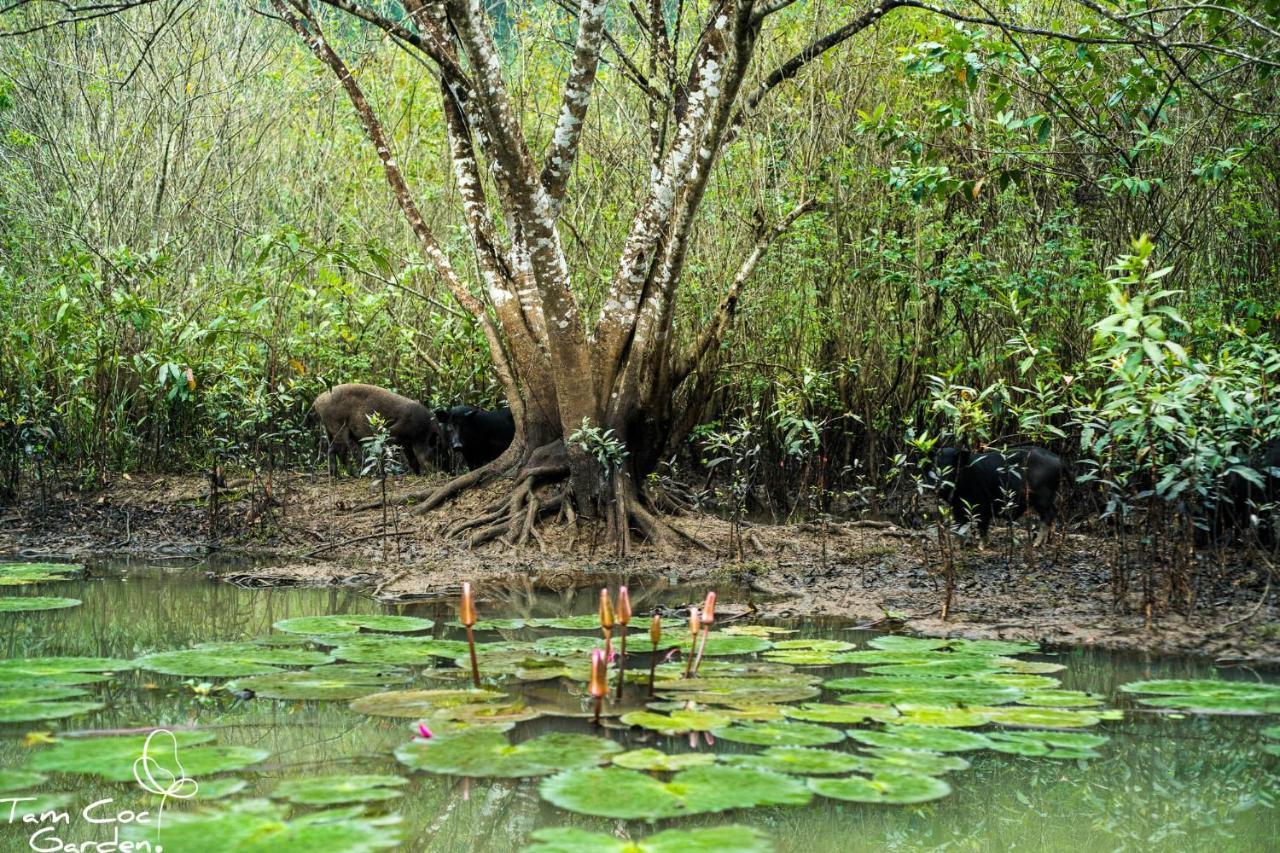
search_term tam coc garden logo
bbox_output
[2,729,196,852]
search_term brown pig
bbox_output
[311,383,446,476]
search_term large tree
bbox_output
[6,0,1277,547]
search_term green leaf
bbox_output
[620,709,732,734]
[349,688,506,718]
[273,615,435,635]
[31,732,269,782]
[0,769,47,792]
[524,825,773,853]
[711,720,845,746]
[396,730,620,778]
[611,749,719,772]
[0,596,81,612]
[120,798,401,851]
[725,747,866,776]
[0,562,83,586]
[846,725,992,752]
[228,665,411,701]
[539,765,811,819]
[136,643,333,677]
[808,772,951,804]
[273,774,408,805]
[783,703,901,724]
[0,686,103,722]
[0,657,133,686]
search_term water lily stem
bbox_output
[615,631,628,700]
[465,624,481,688]
[691,625,711,676]
[592,694,602,725]
[648,641,658,696]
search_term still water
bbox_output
[0,560,1277,852]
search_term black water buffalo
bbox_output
[311,384,445,476]
[435,404,515,470]
[932,446,1063,546]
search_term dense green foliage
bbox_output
[2,2,1279,580]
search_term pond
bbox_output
[0,559,1277,852]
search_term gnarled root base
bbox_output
[371,439,711,554]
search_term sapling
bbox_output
[459,582,481,688]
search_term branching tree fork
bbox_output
[5,0,1276,548]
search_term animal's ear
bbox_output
[433,408,448,422]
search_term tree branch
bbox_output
[540,0,608,217]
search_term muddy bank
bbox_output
[2,472,1277,665]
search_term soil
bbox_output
[2,470,1278,666]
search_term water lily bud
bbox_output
[460,582,477,627]
[417,723,433,740]
[701,591,716,625]
[616,587,632,627]
[688,607,701,636]
[599,588,615,629]
[649,613,662,646]
[588,648,607,698]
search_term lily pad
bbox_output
[989,657,1066,674]
[987,731,1107,758]
[846,725,992,752]
[0,769,47,792]
[864,658,1000,678]
[453,618,528,630]
[31,731,269,781]
[228,666,410,701]
[189,778,250,800]
[861,747,971,775]
[396,730,620,777]
[761,650,848,666]
[771,639,856,652]
[0,562,82,586]
[0,686,104,722]
[808,771,951,804]
[677,686,822,705]
[711,720,844,746]
[120,798,400,851]
[1017,689,1105,708]
[947,638,1040,655]
[725,746,865,775]
[349,688,506,718]
[525,825,772,853]
[896,706,991,728]
[439,701,544,726]
[273,774,408,805]
[721,625,797,637]
[716,704,789,721]
[0,596,81,612]
[868,636,952,652]
[274,614,435,635]
[621,709,732,734]
[534,635,605,656]
[980,706,1102,728]
[783,703,901,724]
[540,765,811,819]
[331,637,478,665]
[0,657,133,687]
[984,673,1061,690]
[611,748,718,771]
[1263,725,1280,740]
[1119,679,1280,714]
[676,634,774,656]
[136,643,333,677]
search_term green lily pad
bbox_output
[721,625,797,637]
[0,769,47,792]
[947,638,1040,655]
[834,650,948,664]
[0,596,81,612]
[838,687,1022,707]
[989,657,1065,674]
[1,794,73,821]
[846,725,992,752]
[761,650,848,666]
[861,747,971,775]
[808,771,951,804]
[0,656,132,686]
[716,704,789,721]
[676,634,774,656]
[188,778,250,800]
[31,731,270,781]
[439,701,545,726]
[136,643,332,677]
[987,731,1107,758]
[677,686,822,705]
[655,675,818,693]
[0,686,104,722]
[452,618,528,630]
[1263,725,1280,740]
[534,635,605,656]
[331,637,479,665]
[274,614,435,635]
[227,666,410,701]
[725,746,866,775]
[540,765,811,819]
[1119,679,1280,714]
[783,703,900,724]
[621,709,732,734]
[348,688,505,718]
[868,636,952,652]
[396,730,620,777]
[120,798,400,851]
[273,774,408,805]
[984,673,1061,690]
[864,658,1000,678]
[896,706,991,728]
[1018,690,1105,708]
[611,748,719,771]
[771,639,856,652]
[980,706,1102,728]
[711,720,844,746]
[525,825,772,853]
[0,562,82,585]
